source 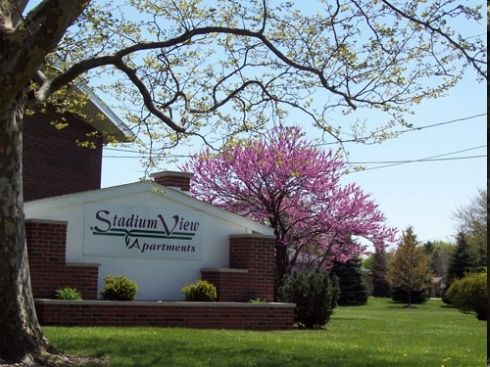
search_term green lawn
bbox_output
[43,298,486,367]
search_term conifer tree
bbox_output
[387,227,433,307]
[331,257,369,306]
[371,249,391,298]
[446,232,479,284]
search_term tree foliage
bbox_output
[453,188,487,244]
[330,256,369,306]
[452,188,487,268]
[446,232,479,283]
[183,125,396,279]
[371,249,391,298]
[1,0,486,153]
[423,240,455,277]
[0,0,486,363]
[386,227,433,307]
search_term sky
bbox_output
[99,1,487,248]
[101,77,486,247]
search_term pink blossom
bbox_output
[181,125,397,276]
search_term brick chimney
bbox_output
[150,171,194,192]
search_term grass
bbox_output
[43,298,486,367]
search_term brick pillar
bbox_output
[229,235,276,302]
[150,171,194,192]
[26,219,100,300]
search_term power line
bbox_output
[103,113,487,153]
[348,145,487,172]
[349,145,486,165]
[315,112,486,146]
[395,113,486,133]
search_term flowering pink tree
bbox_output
[182,126,397,279]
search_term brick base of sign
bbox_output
[28,219,294,330]
[26,219,100,300]
[35,300,295,330]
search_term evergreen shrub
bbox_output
[182,280,217,302]
[100,275,138,301]
[278,272,340,328]
[55,286,82,300]
[445,270,487,321]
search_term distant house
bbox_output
[431,276,445,298]
[23,86,134,201]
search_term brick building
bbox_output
[23,88,134,201]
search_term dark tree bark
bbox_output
[0,1,88,363]
[0,94,53,363]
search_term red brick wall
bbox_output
[202,235,276,302]
[35,300,294,330]
[26,219,100,300]
[201,270,250,302]
[27,222,294,330]
[230,235,275,301]
[23,104,103,201]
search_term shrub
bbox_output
[100,275,138,301]
[55,286,82,300]
[278,272,340,328]
[445,270,487,321]
[182,280,217,302]
[248,296,264,303]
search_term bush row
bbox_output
[53,273,342,329]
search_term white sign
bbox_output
[83,203,203,260]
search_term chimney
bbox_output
[150,171,194,192]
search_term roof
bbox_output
[432,277,444,284]
[72,83,135,143]
[24,181,275,236]
[44,59,135,143]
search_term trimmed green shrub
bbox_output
[278,272,340,328]
[55,286,82,300]
[445,270,487,321]
[100,275,138,301]
[182,280,217,302]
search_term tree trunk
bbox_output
[275,242,288,281]
[0,94,54,363]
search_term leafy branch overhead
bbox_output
[2,0,486,150]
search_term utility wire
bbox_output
[349,145,487,165]
[315,112,486,146]
[104,113,487,153]
[348,145,487,172]
[393,113,486,134]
